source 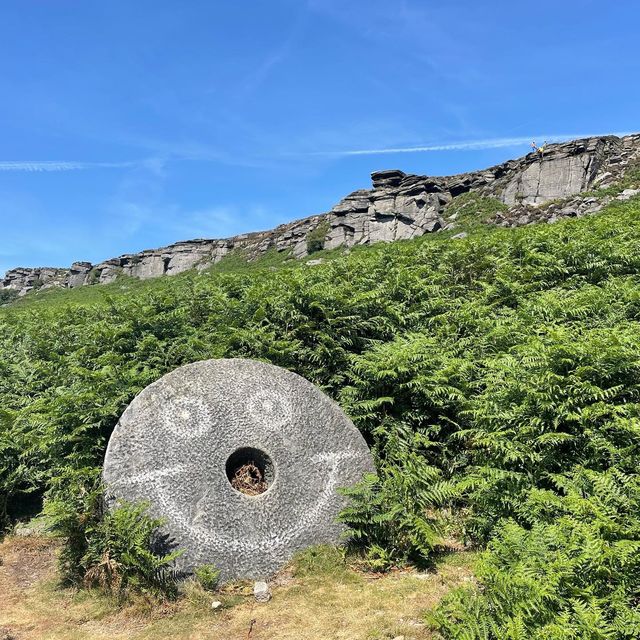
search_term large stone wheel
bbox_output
[103,359,374,581]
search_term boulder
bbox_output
[371,169,406,188]
[68,262,93,288]
[616,188,640,201]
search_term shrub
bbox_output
[1,195,640,626]
[430,469,640,639]
[194,564,221,591]
[0,409,50,527]
[306,221,330,254]
[0,289,18,304]
[339,463,454,570]
[44,468,182,599]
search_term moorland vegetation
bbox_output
[2,188,640,638]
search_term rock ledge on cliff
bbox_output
[3,133,639,297]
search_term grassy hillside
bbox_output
[2,193,640,638]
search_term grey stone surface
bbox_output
[0,266,68,297]
[502,152,596,205]
[3,133,640,296]
[68,262,93,288]
[617,188,640,200]
[253,580,271,602]
[102,359,375,582]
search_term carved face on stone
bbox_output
[102,358,374,582]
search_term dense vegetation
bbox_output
[0,289,17,304]
[2,192,640,637]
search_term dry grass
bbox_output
[229,462,268,496]
[0,536,476,640]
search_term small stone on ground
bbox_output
[254,580,271,603]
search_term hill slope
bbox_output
[3,156,640,637]
[2,132,639,297]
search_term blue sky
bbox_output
[1,0,638,274]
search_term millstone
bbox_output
[102,358,374,581]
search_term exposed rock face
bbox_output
[67,262,93,288]
[2,133,639,296]
[1,267,68,295]
[102,358,375,581]
[501,137,612,205]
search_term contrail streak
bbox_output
[313,132,634,156]
[0,160,134,172]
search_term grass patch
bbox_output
[0,537,473,640]
[206,246,296,274]
[1,274,164,312]
[444,192,508,225]
[291,544,350,579]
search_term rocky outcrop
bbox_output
[3,133,639,296]
[1,267,68,294]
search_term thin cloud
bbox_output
[236,8,309,99]
[312,132,634,156]
[0,160,134,172]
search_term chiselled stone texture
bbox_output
[102,359,375,582]
[3,133,639,296]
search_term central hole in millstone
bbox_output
[225,447,274,496]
